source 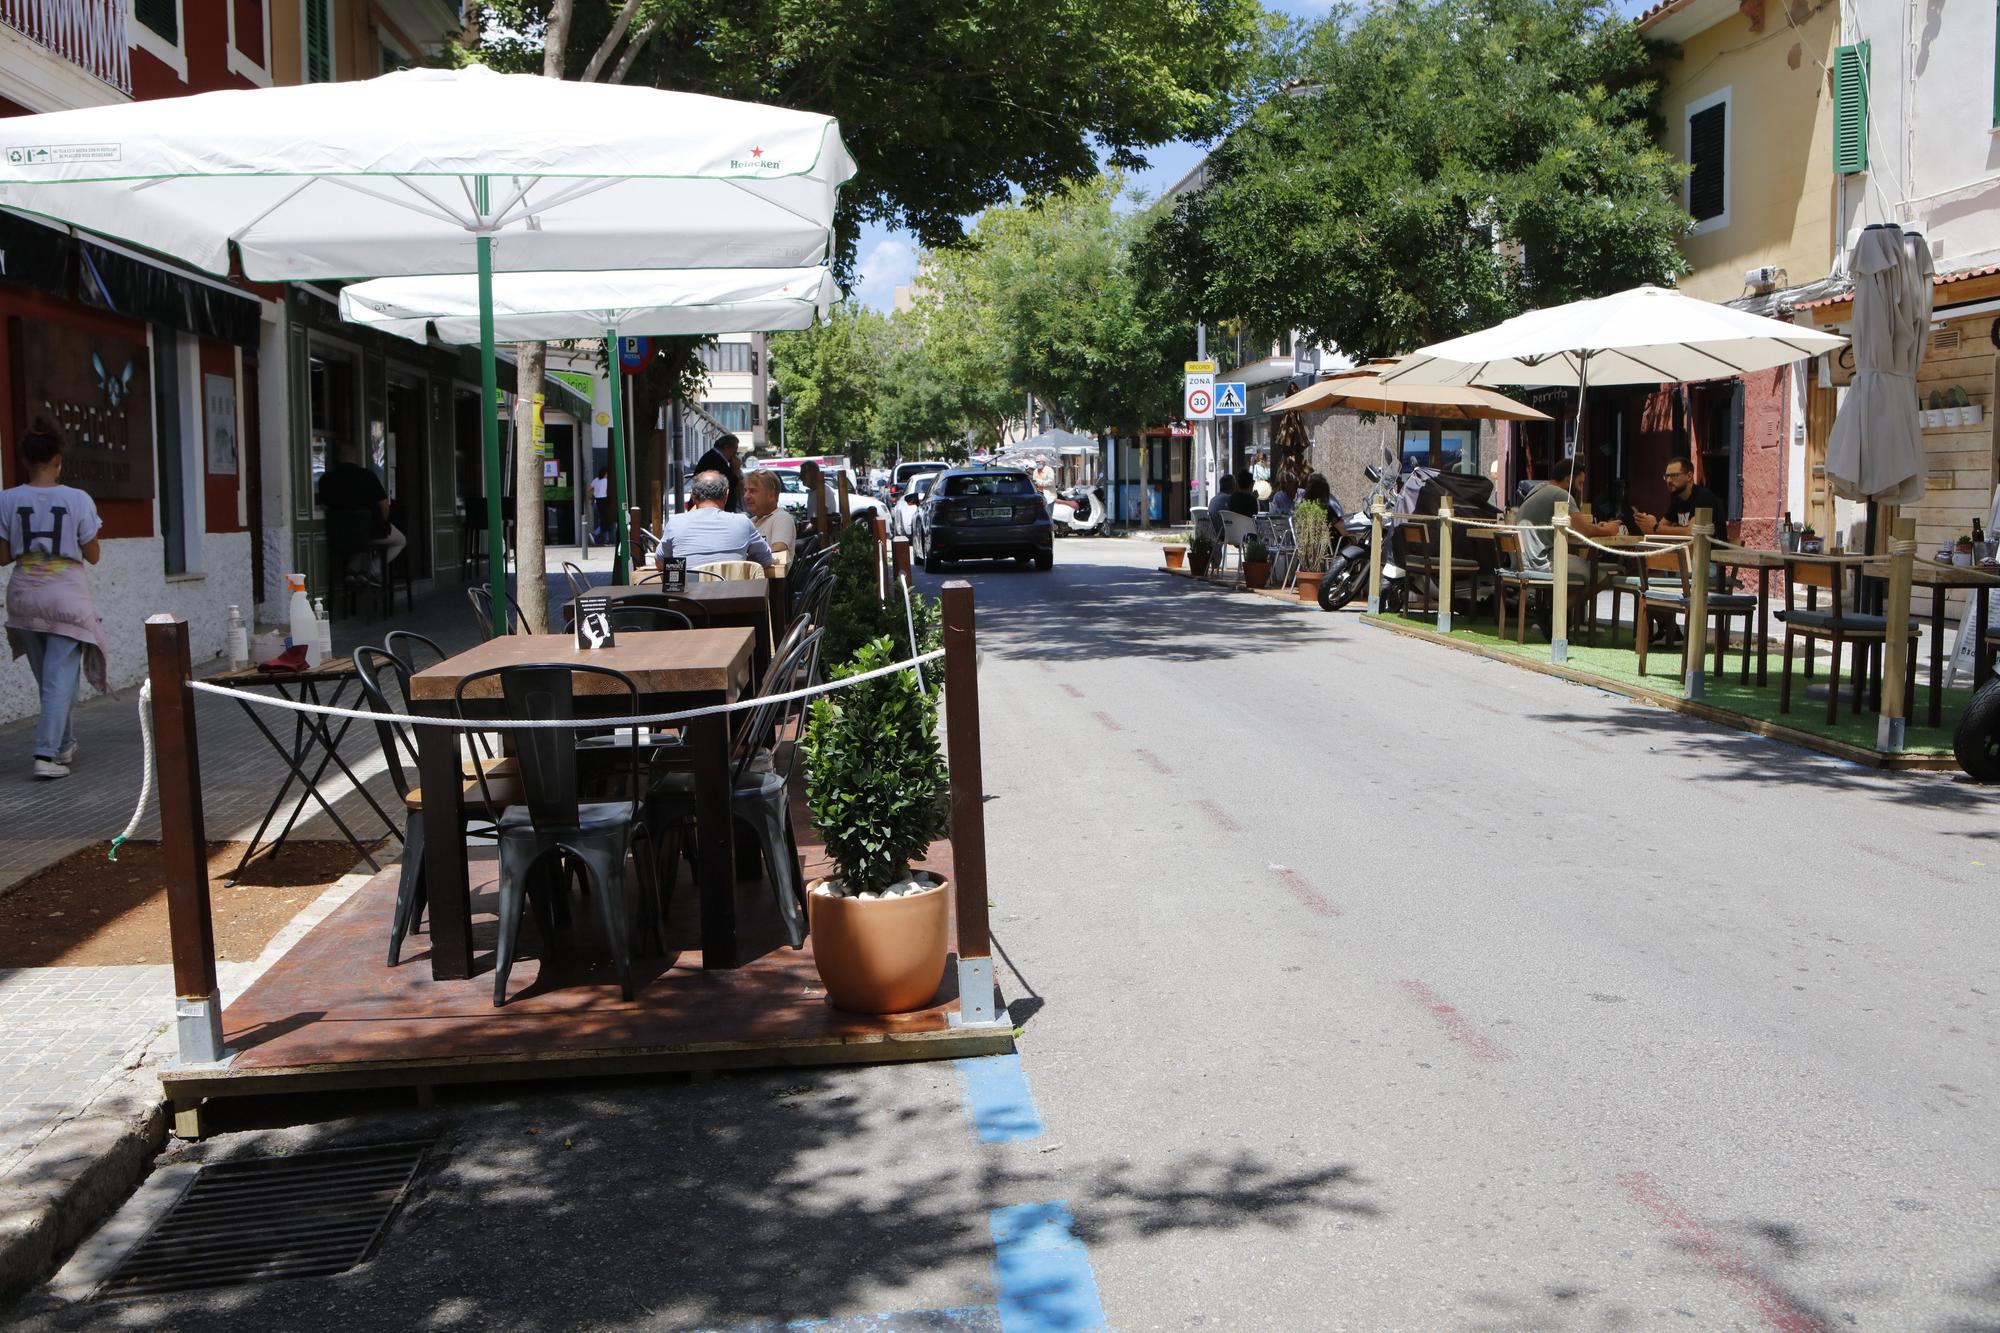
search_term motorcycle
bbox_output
[1049,484,1109,537]
[1318,452,1409,613]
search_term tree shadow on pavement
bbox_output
[8,1068,1383,1333]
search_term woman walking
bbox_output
[1,422,109,780]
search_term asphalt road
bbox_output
[16,538,2000,1331]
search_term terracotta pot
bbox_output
[1296,570,1324,603]
[808,875,950,1014]
[1164,546,1187,570]
[1244,560,1271,589]
[1189,553,1212,577]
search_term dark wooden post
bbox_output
[145,615,224,1065]
[628,505,645,570]
[801,461,825,534]
[872,513,888,600]
[892,534,913,586]
[941,581,1000,1026]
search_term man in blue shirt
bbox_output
[656,470,773,570]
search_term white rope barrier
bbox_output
[898,577,929,694]
[107,680,153,861]
[182,646,946,730]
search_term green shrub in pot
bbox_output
[1291,500,1332,572]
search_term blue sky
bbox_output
[848,0,1655,310]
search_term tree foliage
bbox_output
[1136,0,1690,359]
[769,308,889,462]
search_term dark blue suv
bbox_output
[918,468,1053,572]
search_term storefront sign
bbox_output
[15,318,153,499]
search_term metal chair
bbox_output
[561,561,594,603]
[1218,510,1258,575]
[458,663,661,1006]
[609,591,709,626]
[647,623,824,951]
[603,604,694,634]
[354,646,518,967]
[466,585,527,639]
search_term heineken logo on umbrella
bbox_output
[730,147,782,170]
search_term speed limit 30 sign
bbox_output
[1183,372,1215,419]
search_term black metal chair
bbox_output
[647,622,824,950]
[354,646,518,967]
[561,560,594,603]
[609,592,709,626]
[458,663,660,1006]
[467,585,527,639]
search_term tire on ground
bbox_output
[1954,678,2000,781]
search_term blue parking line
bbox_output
[989,1202,1108,1333]
[955,1054,1045,1143]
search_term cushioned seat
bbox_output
[1775,608,1916,633]
[1647,590,1757,611]
[497,800,633,833]
[1504,567,1595,584]
[407,774,522,813]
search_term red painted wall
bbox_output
[199,339,243,533]
[1735,368,1789,548]
[131,2,257,100]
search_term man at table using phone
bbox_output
[1633,457,1725,536]
[655,470,773,570]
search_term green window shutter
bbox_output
[1833,41,1870,175]
[135,0,178,44]
[304,0,333,83]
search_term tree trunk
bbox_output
[514,342,549,632]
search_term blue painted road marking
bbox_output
[954,1055,1045,1144]
[989,1202,1108,1333]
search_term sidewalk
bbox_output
[0,546,614,1301]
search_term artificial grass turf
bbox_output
[1384,610,1962,756]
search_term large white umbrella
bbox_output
[0,64,855,629]
[1383,284,1845,489]
[1826,225,1932,505]
[340,266,841,579]
[1017,428,1099,454]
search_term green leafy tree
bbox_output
[769,308,889,464]
[820,525,941,675]
[1136,0,1690,359]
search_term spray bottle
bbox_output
[287,573,315,662]
[312,597,332,665]
[226,605,249,670]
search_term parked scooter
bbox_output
[1318,451,1409,613]
[1049,484,1109,537]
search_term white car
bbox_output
[760,468,887,525]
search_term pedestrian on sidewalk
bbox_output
[0,421,110,780]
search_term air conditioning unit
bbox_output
[1745,265,1786,293]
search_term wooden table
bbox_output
[576,580,775,678]
[409,628,756,979]
[1909,560,2000,726]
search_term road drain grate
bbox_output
[98,1140,430,1298]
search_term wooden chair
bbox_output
[1778,559,1917,724]
[1632,548,1757,682]
[1399,521,1479,619]
[1492,530,1593,644]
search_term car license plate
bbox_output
[972,506,1009,520]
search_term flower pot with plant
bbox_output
[1242,536,1272,589]
[1164,536,1188,571]
[1188,533,1215,578]
[1291,500,1332,602]
[803,636,954,1014]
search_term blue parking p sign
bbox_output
[1213,382,1247,417]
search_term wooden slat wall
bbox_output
[1905,318,1997,621]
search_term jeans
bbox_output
[20,630,81,761]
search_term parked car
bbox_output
[892,459,951,499]
[917,467,1053,572]
[751,463,887,525]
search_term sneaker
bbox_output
[54,741,76,765]
[32,758,69,780]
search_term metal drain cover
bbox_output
[99,1140,429,1298]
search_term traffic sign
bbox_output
[1184,359,1217,375]
[618,335,651,372]
[1293,344,1320,378]
[1183,372,1215,420]
[1213,382,1247,417]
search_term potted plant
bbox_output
[1291,500,1332,603]
[803,636,953,1014]
[1242,535,1272,589]
[1164,535,1188,571]
[1188,532,1216,578]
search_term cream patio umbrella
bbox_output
[0,65,856,632]
[1267,364,1552,420]
[340,266,841,581]
[1825,224,1933,508]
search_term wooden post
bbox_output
[1437,502,1455,634]
[873,513,888,601]
[145,615,224,1065]
[1685,507,1713,699]
[1551,502,1570,663]
[837,478,852,528]
[801,461,825,534]
[1367,497,1384,615]
[892,534,913,587]
[1878,516,1916,751]
[628,505,645,571]
[941,581,1001,1027]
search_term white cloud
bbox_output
[851,231,920,312]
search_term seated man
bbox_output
[1516,460,1619,576]
[1224,468,1260,518]
[743,469,797,554]
[656,469,773,570]
[1633,456,1725,536]
[316,441,405,582]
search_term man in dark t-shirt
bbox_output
[691,433,744,512]
[317,442,406,577]
[1635,456,1724,535]
[1224,468,1259,517]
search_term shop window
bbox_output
[308,347,360,501]
[707,401,754,432]
[152,328,202,575]
[1685,88,1730,234]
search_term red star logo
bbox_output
[750,146,764,158]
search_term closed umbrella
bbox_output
[0,64,856,631]
[1825,224,1932,506]
[340,266,842,579]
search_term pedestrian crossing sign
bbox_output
[1213,382,1247,417]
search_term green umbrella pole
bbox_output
[607,327,630,583]
[476,186,504,637]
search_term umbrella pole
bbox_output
[606,327,631,583]
[477,182,505,638]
